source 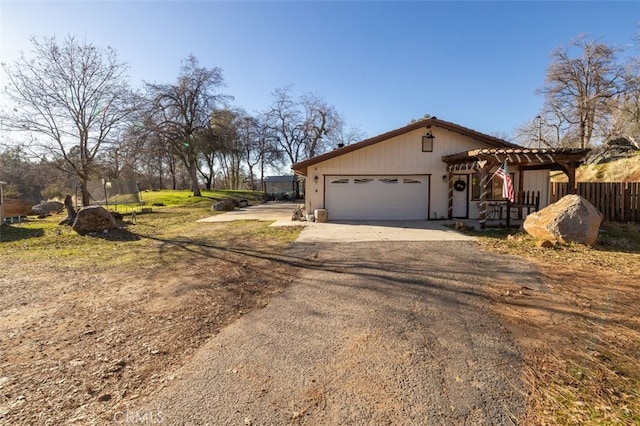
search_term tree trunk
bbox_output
[81,179,91,206]
[247,165,255,190]
[189,162,201,196]
[59,194,77,226]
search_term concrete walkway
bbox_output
[198,202,475,242]
[197,202,300,226]
[297,220,476,242]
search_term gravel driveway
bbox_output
[137,240,540,425]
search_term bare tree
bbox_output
[144,55,229,196]
[236,114,260,190]
[193,127,220,190]
[300,93,341,157]
[0,36,136,205]
[264,87,304,165]
[331,123,366,147]
[514,109,571,148]
[611,54,640,140]
[234,112,284,191]
[538,35,626,148]
[264,87,343,165]
[202,109,238,190]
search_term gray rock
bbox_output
[291,204,306,221]
[523,195,603,246]
[30,200,64,216]
[213,199,235,212]
[72,206,117,236]
[234,199,249,208]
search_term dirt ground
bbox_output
[1,220,638,424]
[477,234,640,424]
[0,222,300,425]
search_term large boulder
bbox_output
[523,195,603,246]
[72,206,117,236]
[291,204,306,221]
[232,198,249,208]
[30,200,64,216]
[212,199,235,212]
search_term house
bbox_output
[292,117,588,225]
[264,175,300,200]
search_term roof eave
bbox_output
[291,117,520,174]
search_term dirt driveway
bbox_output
[136,239,539,424]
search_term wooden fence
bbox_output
[550,182,640,223]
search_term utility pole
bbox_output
[536,115,542,149]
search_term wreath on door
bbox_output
[453,180,466,192]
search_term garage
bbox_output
[325,175,429,220]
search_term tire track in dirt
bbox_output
[135,241,529,425]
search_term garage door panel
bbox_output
[325,175,428,220]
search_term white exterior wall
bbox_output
[304,127,498,219]
[522,169,550,208]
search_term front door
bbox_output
[451,174,468,218]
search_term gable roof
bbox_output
[292,117,521,175]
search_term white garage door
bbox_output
[325,175,429,220]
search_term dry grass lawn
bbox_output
[552,154,640,183]
[472,223,640,425]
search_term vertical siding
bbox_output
[522,170,550,208]
[305,127,516,218]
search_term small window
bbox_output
[331,178,349,184]
[379,178,398,184]
[471,172,514,200]
[422,135,434,152]
[354,178,373,184]
[403,178,421,184]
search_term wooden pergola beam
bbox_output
[475,159,497,229]
[442,148,590,170]
[441,147,590,227]
[556,160,580,194]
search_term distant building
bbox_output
[264,175,302,200]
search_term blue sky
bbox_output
[1,1,639,142]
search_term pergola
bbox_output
[442,147,590,228]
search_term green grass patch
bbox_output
[0,190,301,272]
[139,189,264,207]
[100,189,265,214]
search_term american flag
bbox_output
[495,161,515,202]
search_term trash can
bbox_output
[314,209,328,223]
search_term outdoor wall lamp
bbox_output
[314,175,319,183]
[422,132,435,152]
